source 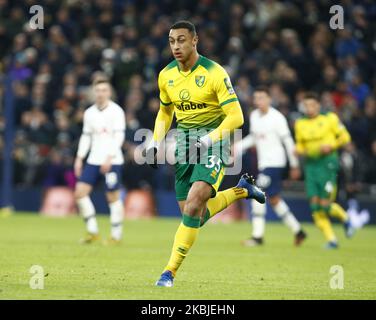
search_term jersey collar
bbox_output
[177,55,202,76]
[96,102,110,111]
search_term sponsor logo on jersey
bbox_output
[195,75,205,87]
[168,79,174,87]
[179,89,191,101]
[175,101,208,111]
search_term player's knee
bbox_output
[184,192,207,217]
[319,200,331,214]
[74,185,90,200]
[106,191,119,203]
[269,195,280,207]
[183,199,203,217]
[309,198,320,213]
[74,188,84,200]
[184,183,211,216]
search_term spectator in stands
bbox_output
[0,0,374,194]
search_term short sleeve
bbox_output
[82,111,92,134]
[114,108,126,131]
[276,113,291,138]
[213,67,238,107]
[158,72,172,106]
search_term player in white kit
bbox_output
[236,86,307,246]
[74,78,126,244]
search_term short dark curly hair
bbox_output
[170,20,196,35]
[303,91,320,101]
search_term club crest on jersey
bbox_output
[224,77,235,94]
[179,89,191,101]
[195,75,205,87]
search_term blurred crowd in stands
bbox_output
[0,0,376,199]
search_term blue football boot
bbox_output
[237,173,266,204]
[325,241,339,249]
[155,270,174,287]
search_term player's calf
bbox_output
[75,183,99,240]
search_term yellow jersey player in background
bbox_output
[145,20,266,287]
[295,92,355,249]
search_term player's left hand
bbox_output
[100,157,113,174]
[320,144,332,155]
[289,167,301,180]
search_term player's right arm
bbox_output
[152,104,174,144]
[146,72,175,168]
[75,110,92,177]
[294,120,305,157]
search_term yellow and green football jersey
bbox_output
[294,111,351,159]
[158,55,238,130]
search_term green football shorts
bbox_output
[303,154,339,200]
[174,127,229,201]
[174,151,225,201]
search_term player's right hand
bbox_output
[74,157,83,177]
[144,147,158,169]
[320,144,332,155]
[289,167,301,180]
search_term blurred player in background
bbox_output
[236,86,307,247]
[295,92,354,249]
[145,21,265,287]
[74,78,126,244]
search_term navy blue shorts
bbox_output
[256,167,283,197]
[79,164,123,191]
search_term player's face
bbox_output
[253,91,271,112]
[303,98,321,117]
[93,83,111,105]
[168,28,198,63]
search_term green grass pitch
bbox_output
[0,213,375,300]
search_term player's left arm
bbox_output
[108,109,126,158]
[206,102,244,144]
[329,113,351,150]
[101,109,126,174]
[202,68,244,145]
[277,115,299,168]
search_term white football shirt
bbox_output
[244,107,298,170]
[77,100,126,165]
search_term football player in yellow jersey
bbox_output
[295,92,355,249]
[145,21,266,287]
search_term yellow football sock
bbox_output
[164,214,200,277]
[329,202,348,223]
[200,187,248,226]
[312,211,337,242]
